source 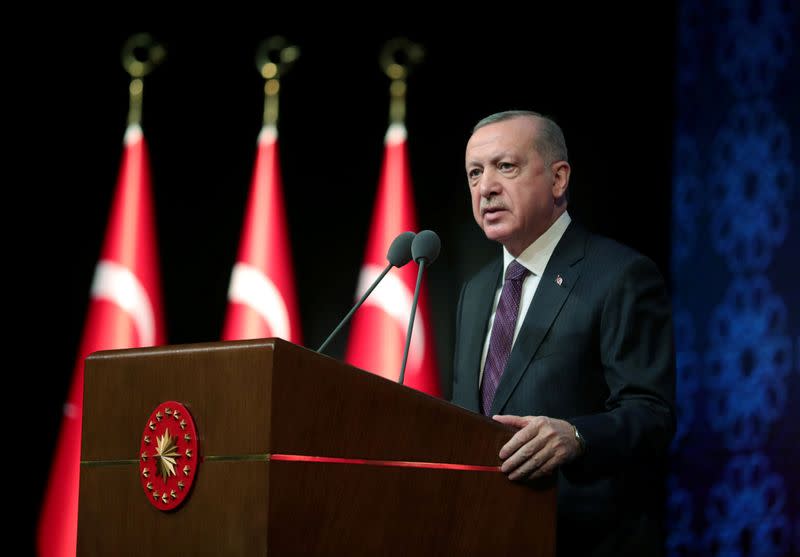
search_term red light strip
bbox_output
[270,454,500,472]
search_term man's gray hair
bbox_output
[473,110,569,166]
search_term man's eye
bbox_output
[468,168,482,179]
[499,162,514,171]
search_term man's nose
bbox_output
[479,169,501,197]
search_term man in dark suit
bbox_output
[452,110,676,556]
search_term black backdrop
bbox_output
[19,11,676,553]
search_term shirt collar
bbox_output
[502,211,571,278]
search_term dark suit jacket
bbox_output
[452,222,676,557]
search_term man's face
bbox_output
[465,117,565,256]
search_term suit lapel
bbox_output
[459,259,501,411]
[490,223,588,415]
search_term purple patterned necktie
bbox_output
[481,260,530,415]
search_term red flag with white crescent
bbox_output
[345,123,440,396]
[222,125,302,343]
[38,124,166,556]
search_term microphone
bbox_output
[398,230,440,385]
[317,231,416,354]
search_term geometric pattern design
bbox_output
[709,101,793,272]
[672,136,703,264]
[715,0,794,97]
[705,277,792,451]
[670,1,799,555]
[666,475,694,557]
[704,454,790,557]
[671,308,700,447]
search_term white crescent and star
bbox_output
[227,262,291,340]
[356,263,425,373]
[90,260,156,346]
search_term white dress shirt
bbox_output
[479,211,572,386]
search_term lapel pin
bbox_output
[555,274,564,286]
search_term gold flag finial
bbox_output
[255,36,300,127]
[380,38,424,125]
[121,33,166,127]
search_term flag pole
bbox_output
[379,38,424,125]
[121,33,166,127]
[379,38,426,384]
[222,37,302,343]
[37,33,167,557]
[255,36,300,127]
[345,37,439,396]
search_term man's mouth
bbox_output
[481,205,506,216]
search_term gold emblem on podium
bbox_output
[139,401,199,511]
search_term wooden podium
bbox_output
[78,338,555,556]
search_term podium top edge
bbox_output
[85,337,295,361]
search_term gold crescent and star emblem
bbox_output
[139,401,199,511]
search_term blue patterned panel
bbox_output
[672,308,700,448]
[709,101,793,272]
[671,2,799,555]
[672,136,703,265]
[667,475,696,557]
[705,277,792,451]
[704,454,790,557]
[715,0,794,97]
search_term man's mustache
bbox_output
[480,199,507,214]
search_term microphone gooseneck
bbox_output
[317,231,416,354]
[398,230,441,385]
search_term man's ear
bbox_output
[551,161,571,198]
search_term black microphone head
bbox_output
[411,230,441,264]
[387,231,416,267]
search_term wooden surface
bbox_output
[81,338,515,463]
[78,338,556,556]
[79,461,269,555]
[266,460,555,556]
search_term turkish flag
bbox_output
[345,124,440,396]
[222,125,302,344]
[37,124,166,556]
